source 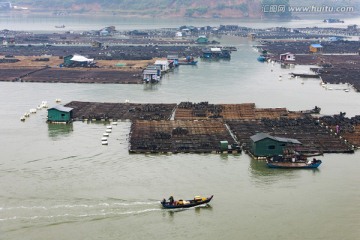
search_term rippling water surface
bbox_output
[0,16,360,240]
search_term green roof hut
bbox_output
[196,36,208,44]
[250,132,301,157]
[47,105,73,123]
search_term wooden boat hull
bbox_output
[178,61,197,65]
[161,195,213,209]
[266,160,322,169]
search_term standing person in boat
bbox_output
[169,196,174,205]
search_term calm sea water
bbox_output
[0,16,360,240]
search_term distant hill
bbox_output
[9,0,262,18]
[8,0,359,18]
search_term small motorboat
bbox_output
[266,148,322,169]
[161,195,213,209]
[266,159,322,169]
[178,60,198,65]
[266,155,322,169]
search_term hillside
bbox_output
[8,0,359,18]
[9,0,262,18]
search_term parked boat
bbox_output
[289,106,321,115]
[257,55,268,62]
[161,195,213,209]
[266,154,322,169]
[323,18,344,23]
[178,56,198,65]
[178,60,198,65]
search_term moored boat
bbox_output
[178,56,198,65]
[161,195,213,209]
[266,154,322,169]
[257,55,268,62]
[178,60,198,65]
[266,159,322,169]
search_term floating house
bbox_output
[154,60,170,73]
[202,48,231,59]
[167,55,179,67]
[63,55,95,67]
[91,41,103,48]
[250,132,301,157]
[347,24,357,31]
[248,33,256,41]
[328,36,343,42]
[175,31,183,38]
[309,44,323,53]
[47,105,73,123]
[99,29,110,36]
[143,65,161,83]
[280,52,295,61]
[196,36,208,44]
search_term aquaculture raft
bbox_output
[227,117,355,155]
[65,101,176,121]
[129,120,237,153]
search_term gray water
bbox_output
[0,17,360,240]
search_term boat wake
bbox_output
[0,199,161,228]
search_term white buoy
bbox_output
[125,99,130,103]
[103,133,109,137]
[24,112,30,117]
[101,137,108,141]
[344,89,349,92]
[41,101,48,108]
[55,98,61,103]
[111,122,118,125]
[106,129,112,133]
[20,116,25,121]
[101,141,108,145]
[106,126,112,129]
[30,108,37,113]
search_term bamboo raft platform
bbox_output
[57,101,360,154]
[129,120,236,153]
[175,102,305,120]
[65,101,176,121]
[0,67,143,84]
[226,117,355,155]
